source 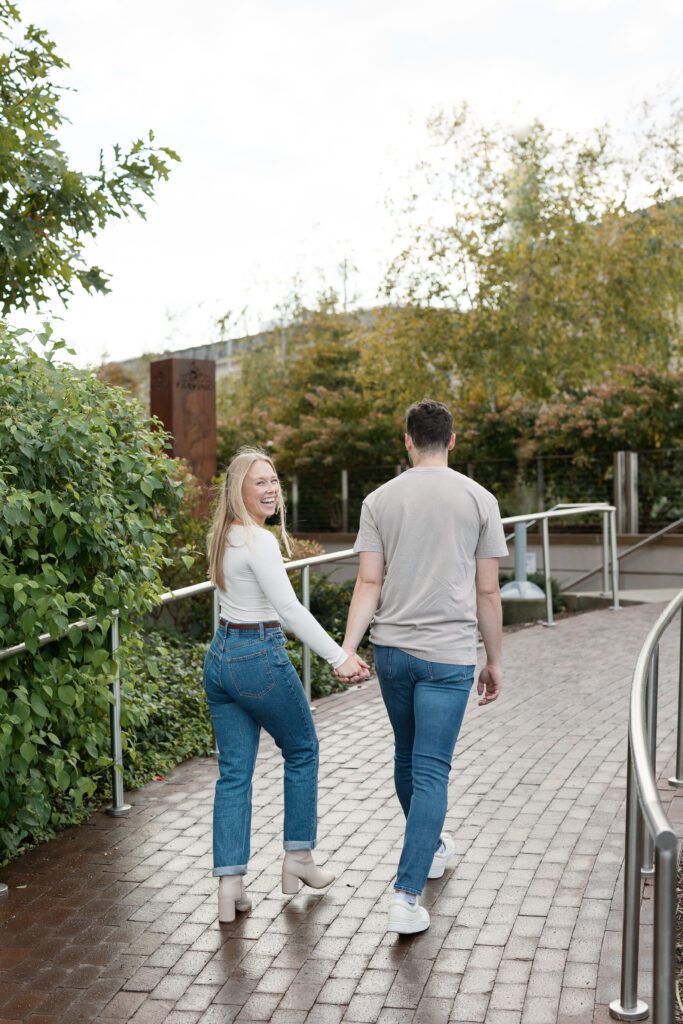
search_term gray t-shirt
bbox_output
[354,467,508,665]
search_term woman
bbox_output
[204,447,368,922]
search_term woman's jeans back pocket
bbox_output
[227,648,276,699]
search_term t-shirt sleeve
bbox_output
[475,500,509,558]
[353,501,384,554]
[247,530,347,669]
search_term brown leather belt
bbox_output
[219,619,280,629]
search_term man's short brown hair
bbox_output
[405,399,454,451]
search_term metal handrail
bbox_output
[561,515,683,593]
[609,588,683,1024]
[0,501,619,841]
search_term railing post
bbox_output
[541,517,554,627]
[653,837,678,1024]
[609,742,648,1021]
[609,508,621,609]
[106,612,131,817]
[341,469,349,534]
[602,511,610,597]
[302,565,311,703]
[211,587,220,757]
[291,475,299,534]
[641,645,659,876]
[668,607,683,787]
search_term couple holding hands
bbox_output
[203,399,507,935]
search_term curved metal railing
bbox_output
[609,588,683,1024]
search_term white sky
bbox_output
[12,0,683,366]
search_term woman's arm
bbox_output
[248,530,362,671]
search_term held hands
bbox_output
[334,648,371,685]
[477,664,502,706]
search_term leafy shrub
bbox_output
[121,630,213,786]
[0,325,183,863]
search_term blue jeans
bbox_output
[374,645,474,896]
[203,622,319,876]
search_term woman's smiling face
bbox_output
[242,459,280,525]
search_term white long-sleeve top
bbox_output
[217,525,347,669]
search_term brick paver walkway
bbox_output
[1,602,681,1024]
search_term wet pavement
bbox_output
[0,601,681,1024]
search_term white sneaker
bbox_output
[428,833,457,879]
[387,894,430,934]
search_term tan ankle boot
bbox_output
[218,874,252,922]
[282,850,335,894]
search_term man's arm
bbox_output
[341,551,384,659]
[475,557,503,706]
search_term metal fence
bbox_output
[609,588,683,1024]
[284,449,683,535]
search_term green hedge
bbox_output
[0,326,183,864]
[121,630,213,787]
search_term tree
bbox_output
[386,104,683,403]
[216,295,398,474]
[0,1,179,313]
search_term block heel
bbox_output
[282,871,302,895]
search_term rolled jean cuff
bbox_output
[284,840,315,851]
[212,864,247,877]
[395,885,421,896]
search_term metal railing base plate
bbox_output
[541,621,557,628]
[105,803,132,817]
[667,776,683,788]
[608,999,648,1021]
[0,883,7,897]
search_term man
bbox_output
[339,399,507,934]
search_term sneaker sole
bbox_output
[387,910,430,934]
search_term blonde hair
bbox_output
[207,446,291,589]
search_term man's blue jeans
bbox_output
[203,623,319,876]
[374,644,474,896]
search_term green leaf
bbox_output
[30,693,49,718]
[57,684,77,706]
[68,625,83,646]
[20,740,36,764]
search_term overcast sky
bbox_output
[13,0,683,366]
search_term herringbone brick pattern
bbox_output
[0,602,681,1024]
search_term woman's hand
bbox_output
[334,651,371,684]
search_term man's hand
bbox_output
[477,664,502,706]
[334,650,371,685]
